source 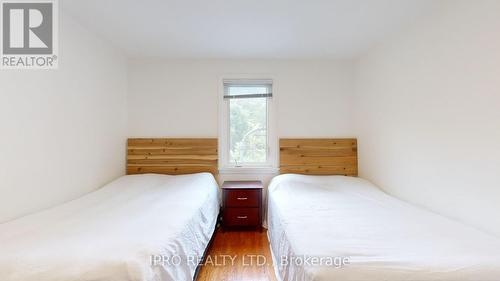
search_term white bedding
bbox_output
[268,174,500,281]
[0,172,220,281]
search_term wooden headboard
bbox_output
[127,138,218,175]
[279,138,357,176]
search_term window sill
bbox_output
[218,167,279,174]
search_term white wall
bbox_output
[128,59,355,138]
[128,59,356,220]
[0,13,128,222]
[355,0,500,235]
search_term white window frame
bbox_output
[218,75,278,174]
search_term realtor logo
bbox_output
[1,0,58,69]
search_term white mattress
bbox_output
[0,172,220,281]
[268,174,500,281]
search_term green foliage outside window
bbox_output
[229,97,267,164]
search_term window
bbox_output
[219,79,277,172]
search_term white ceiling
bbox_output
[63,0,438,59]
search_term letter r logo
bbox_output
[2,2,53,54]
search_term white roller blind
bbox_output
[223,79,273,99]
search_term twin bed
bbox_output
[269,139,500,281]
[0,173,219,281]
[0,139,220,281]
[268,175,500,281]
[1,138,500,281]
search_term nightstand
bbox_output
[222,181,263,231]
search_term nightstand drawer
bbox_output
[225,189,260,207]
[223,208,259,226]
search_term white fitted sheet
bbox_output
[267,174,500,281]
[0,172,220,281]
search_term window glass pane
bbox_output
[229,97,267,164]
[227,85,270,97]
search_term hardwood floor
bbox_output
[196,229,278,281]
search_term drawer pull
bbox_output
[237,197,248,200]
[236,216,248,219]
